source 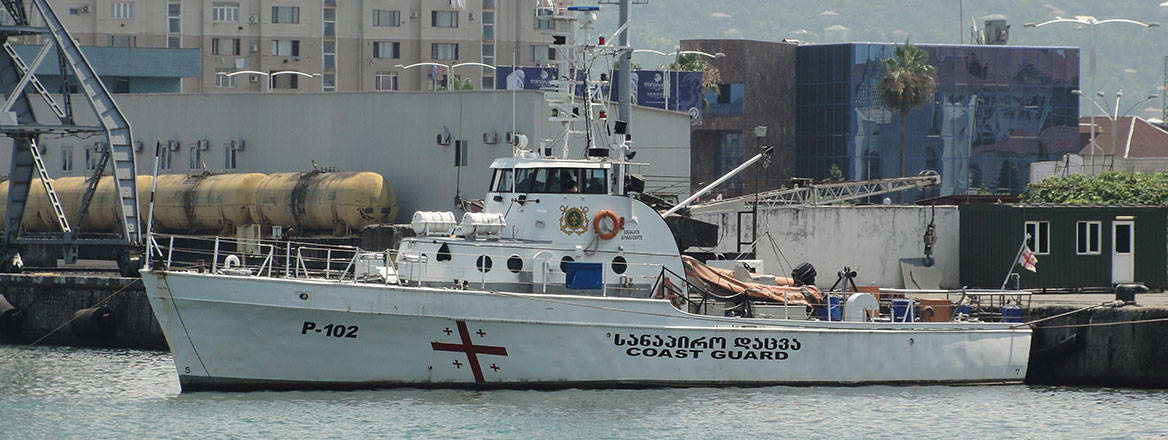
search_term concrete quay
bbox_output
[2,273,1167,387]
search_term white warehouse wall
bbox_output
[1,90,691,218]
[691,205,961,289]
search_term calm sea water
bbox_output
[3,345,1167,439]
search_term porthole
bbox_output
[476,255,493,273]
[612,256,628,274]
[559,256,575,272]
[507,255,523,273]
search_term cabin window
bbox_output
[1024,221,1049,255]
[491,169,513,192]
[514,168,607,194]
[1076,221,1101,255]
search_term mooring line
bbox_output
[1033,316,1168,330]
[27,277,142,347]
[1011,302,1116,329]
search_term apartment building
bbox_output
[38,0,558,92]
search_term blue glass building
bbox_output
[796,43,1079,196]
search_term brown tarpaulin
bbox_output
[681,256,823,306]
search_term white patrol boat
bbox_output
[140,5,1030,391]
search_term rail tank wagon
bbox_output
[251,171,398,234]
[148,173,266,233]
[1,171,397,235]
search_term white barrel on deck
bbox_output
[458,212,506,238]
[411,211,457,236]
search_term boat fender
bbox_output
[68,306,116,339]
[594,210,621,240]
[0,294,24,336]
[223,254,241,270]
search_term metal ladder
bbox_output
[30,0,139,244]
[1,41,66,119]
[27,138,70,233]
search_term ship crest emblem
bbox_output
[559,206,589,235]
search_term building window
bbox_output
[529,45,554,62]
[271,6,300,24]
[431,10,458,28]
[373,10,400,27]
[1025,221,1050,255]
[189,147,202,169]
[159,145,173,170]
[373,41,400,59]
[167,3,181,33]
[323,7,335,37]
[1076,221,1102,255]
[224,146,237,169]
[323,73,336,91]
[271,70,298,89]
[110,2,133,19]
[112,77,130,93]
[323,53,335,70]
[482,11,495,41]
[212,2,239,22]
[109,35,136,47]
[168,36,181,48]
[376,72,398,91]
[432,43,458,60]
[212,38,241,56]
[61,146,73,171]
[215,68,237,88]
[62,145,74,169]
[271,39,300,56]
[534,8,554,30]
[704,83,745,116]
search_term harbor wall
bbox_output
[1027,304,1168,387]
[0,274,163,349]
[691,205,960,289]
[0,91,692,217]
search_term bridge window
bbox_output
[491,169,513,192]
[514,168,607,194]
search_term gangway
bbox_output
[0,0,141,275]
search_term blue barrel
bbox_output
[1001,305,1023,323]
[892,299,915,322]
[817,295,841,321]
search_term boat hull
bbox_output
[143,271,1032,391]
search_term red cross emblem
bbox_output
[431,320,508,382]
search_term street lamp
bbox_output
[1025,16,1159,159]
[218,70,322,92]
[394,62,497,91]
[1073,89,1158,161]
[631,49,724,111]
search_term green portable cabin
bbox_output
[960,204,1168,290]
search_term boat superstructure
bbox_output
[141,4,1031,391]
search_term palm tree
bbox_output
[878,40,936,185]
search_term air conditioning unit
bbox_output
[248,43,259,53]
[482,131,498,144]
[436,133,451,146]
[231,140,246,151]
[133,141,143,152]
[196,140,209,151]
[249,75,259,83]
[247,14,258,24]
[167,140,181,151]
[409,10,419,19]
[81,5,89,13]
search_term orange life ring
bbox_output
[593,210,621,240]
